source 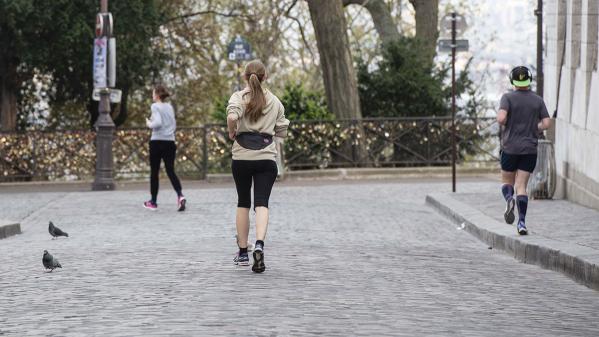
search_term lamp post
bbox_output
[92,0,116,191]
[535,0,544,97]
[438,13,469,193]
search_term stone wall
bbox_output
[545,0,599,209]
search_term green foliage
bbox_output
[1,0,169,129]
[279,83,332,121]
[210,95,229,124]
[357,37,485,118]
[356,37,490,164]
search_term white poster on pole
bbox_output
[108,38,116,88]
[93,37,107,88]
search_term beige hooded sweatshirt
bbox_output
[226,88,290,161]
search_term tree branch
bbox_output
[343,0,370,7]
[165,9,254,24]
[343,0,400,46]
[284,0,299,17]
[284,0,315,60]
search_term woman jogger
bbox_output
[226,60,289,273]
[143,85,186,212]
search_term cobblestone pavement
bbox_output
[453,189,599,250]
[1,179,599,336]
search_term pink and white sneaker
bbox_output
[143,200,158,210]
[177,196,186,212]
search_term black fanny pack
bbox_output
[235,132,273,150]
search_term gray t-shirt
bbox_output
[499,89,549,154]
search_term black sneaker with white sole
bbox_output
[504,198,515,224]
[252,245,265,273]
[235,253,249,266]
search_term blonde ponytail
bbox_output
[243,60,267,123]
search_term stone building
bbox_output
[545,0,599,209]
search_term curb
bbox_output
[0,221,21,240]
[426,193,599,291]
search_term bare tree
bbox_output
[343,0,439,63]
[409,0,439,62]
[342,0,400,46]
[306,0,362,119]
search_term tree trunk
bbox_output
[343,0,400,46]
[409,0,439,63]
[0,59,18,131]
[307,0,362,120]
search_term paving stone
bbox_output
[1,180,598,336]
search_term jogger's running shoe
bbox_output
[234,253,249,266]
[143,200,157,210]
[252,244,265,273]
[517,220,528,235]
[177,196,186,212]
[504,197,515,224]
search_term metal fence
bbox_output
[0,117,499,182]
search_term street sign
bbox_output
[441,13,468,37]
[106,13,113,37]
[437,39,469,53]
[93,37,107,88]
[92,88,122,103]
[95,13,113,37]
[95,14,104,37]
[227,35,252,61]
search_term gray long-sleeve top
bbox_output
[147,102,176,141]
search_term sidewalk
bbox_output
[427,186,599,290]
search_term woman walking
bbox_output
[143,85,186,211]
[227,60,289,273]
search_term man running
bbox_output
[497,66,551,235]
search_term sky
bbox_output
[438,0,538,108]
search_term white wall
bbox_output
[545,0,599,208]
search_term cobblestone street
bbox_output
[1,179,599,336]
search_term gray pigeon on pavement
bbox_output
[48,221,68,238]
[42,250,62,272]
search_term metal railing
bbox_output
[284,117,499,169]
[0,117,499,182]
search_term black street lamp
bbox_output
[92,0,116,191]
[535,0,544,98]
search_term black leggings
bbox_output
[232,160,278,208]
[150,140,182,202]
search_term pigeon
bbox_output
[48,221,68,239]
[42,250,62,272]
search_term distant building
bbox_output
[545,0,599,209]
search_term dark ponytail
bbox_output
[243,60,267,123]
[154,84,170,101]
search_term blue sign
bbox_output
[227,35,252,61]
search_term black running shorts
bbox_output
[500,152,537,173]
